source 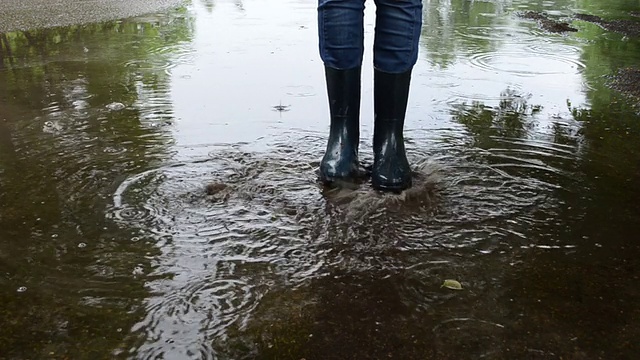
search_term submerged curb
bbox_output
[0,0,186,33]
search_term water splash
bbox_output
[105,124,583,357]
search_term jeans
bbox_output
[318,0,422,73]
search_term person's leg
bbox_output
[371,0,422,191]
[318,0,365,183]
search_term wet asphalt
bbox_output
[0,0,186,33]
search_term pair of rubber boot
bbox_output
[319,66,412,192]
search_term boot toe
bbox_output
[319,158,360,183]
[371,156,412,192]
[372,175,412,192]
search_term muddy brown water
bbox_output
[1,0,640,359]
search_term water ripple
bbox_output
[467,50,585,76]
[105,125,584,357]
[454,25,548,45]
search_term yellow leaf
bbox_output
[442,279,463,290]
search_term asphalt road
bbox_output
[0,0,186,33]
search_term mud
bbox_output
[0,0,185,33]
[517,11,578,33]
[575,13,640,37]
[608,67,640,104]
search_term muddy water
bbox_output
[1,0,640,359]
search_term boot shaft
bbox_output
[371,68,413,191]
[320,66,362,183]
[373,69,412,150]
[325,66,362,119]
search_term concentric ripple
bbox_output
[454,25,548,45]
[3,0,638,357]
[104,122,585,358]
[467,50,585,76]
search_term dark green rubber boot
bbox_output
[319,66,362,184]
[372,69,413,192]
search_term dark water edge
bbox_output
[2,0,640,359]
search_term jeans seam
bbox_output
[400,4,420,73]
[403,8,415,73]
[408,7,417,72]
[319,7,325,63]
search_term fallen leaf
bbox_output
[442,279,463,290]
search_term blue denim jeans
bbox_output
[318,0,422,73]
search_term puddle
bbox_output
[1,0,640,359]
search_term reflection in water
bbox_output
[108,117,579,359]
[451,88,539,139]
[1,0,640,358]
[0,8,194,359]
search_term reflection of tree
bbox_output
[496,102,640,360]
[0,8,194,358]
[421,0,506,68]
[569,0,640,194]
[201,0,216,12]
[575,0,640,18]
[521,5,640,348]
[490,2,640,356]
[573,14,640,109]
[1,7,194,208]
[450,88,541,142]
[0,33,13,68]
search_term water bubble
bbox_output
[106,102,126,111]
[42,120,64,133]
[72,99,89,110]
[132,266,144,276]
[78,242,87,248]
